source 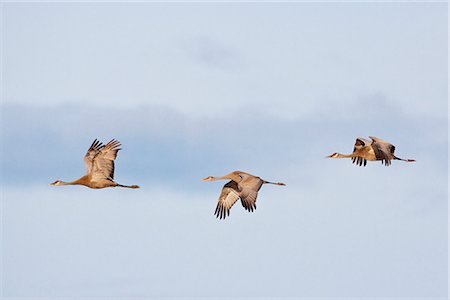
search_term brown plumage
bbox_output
[50,139,140,189]
[203,171,286,219]
[327,136,416,167]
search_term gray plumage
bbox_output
[84,139,121,181]
[50,139,140,189]
[328,136,415,167]
[203,171,285,219]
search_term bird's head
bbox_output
[327,153,339,158]
[50,180,62,186]
[202,176,215,181]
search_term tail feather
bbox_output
[394,156,416,162]
[265,181,286,186]
[117,184,140,189]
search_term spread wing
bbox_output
[214,181,240,219]
[84,139,104,174]
[238,175,264,213]
[90,139,122,180]
[353,138,367,150]
[370,137,394,166]
[240,189,258,212]
[352,138,368,167]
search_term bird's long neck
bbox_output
[210,176,226,181]
[61,176,90,186]
[59,180,81,186]
[334,153,356,158]
[213,175,240,182]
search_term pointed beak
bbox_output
[326,152,338,158]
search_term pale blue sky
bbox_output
[1,2,448,298]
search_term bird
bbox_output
[203,171,286,219]
[327,136,416,167]
[50,139,140,189]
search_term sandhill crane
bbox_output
[327,136,415,167]
[50,139,140,189]
[203,171,285,219]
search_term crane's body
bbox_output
[51,139,140,189]
[203,171,285,219]
[328,136,415,167]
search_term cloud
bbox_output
[2,101,447,297]
[2,3,447,297]
[2,102,447,188]
[187,36,240,70]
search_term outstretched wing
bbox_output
[370,136,394,166]
[240,189,258,212]
[239,175,264,212]
[214,181,240,219]
[352,138,368,167]
[91,139,122,180]
[84,139,104,174]
[353,138,367,149]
